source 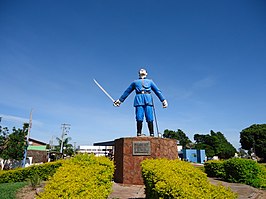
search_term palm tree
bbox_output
[55,137,74,157]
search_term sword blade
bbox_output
[93,79,115,102]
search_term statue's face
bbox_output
[139,69,147,78]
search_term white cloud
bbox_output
[0,114,28,123]
[166,76,216,101]
[192,76,216,89]
[0,114,43,126]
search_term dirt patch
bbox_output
[16,182,46,199]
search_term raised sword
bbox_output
[93,79,115,103]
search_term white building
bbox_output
[77,145,113,157]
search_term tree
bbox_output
[194,134,216,158]
[194,130,236,159]
[0,126,9,168]
[240,124,266,161]
[55,136,74,157]
[0,126,9,151]
[163,129,192,148]
[0,123,28,169]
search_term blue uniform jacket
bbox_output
[119,78,166,107]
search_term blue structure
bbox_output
[182,149,206,164]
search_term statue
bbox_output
[114,69,168,136]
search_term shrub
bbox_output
[0,161,63,183]
[37,154,114,199]
[223,158,266,188]
[204,160,225,178]
[28,172,41,189]
[141,158,237,199]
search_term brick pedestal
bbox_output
[114,137,178,185]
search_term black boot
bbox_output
[137,121,143,136]
[148,121,154,137]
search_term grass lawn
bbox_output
[0,182,28,199]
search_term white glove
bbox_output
[113,99,122,107]
[162,100,168,108]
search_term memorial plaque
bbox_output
[133,141,151,156]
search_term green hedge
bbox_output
[223,158,266,188]
[141,158,237,199]
[0,161,63,183]
[204,158,266,188]
[204,160,225,178]
[37,154,114,199]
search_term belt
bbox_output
[136,91,151,94]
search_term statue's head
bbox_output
[139,69,148,79]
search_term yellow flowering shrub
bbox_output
[141,158,237,199]
[37,154,114,199]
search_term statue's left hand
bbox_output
[162,100,168,108]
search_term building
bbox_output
[26,138,48,165]
[76,145,113,157]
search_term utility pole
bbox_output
[50,136,55,150]
[22,109,33,168]
[60,123,71,156]
[74,142,76,155]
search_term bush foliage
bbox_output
[204,158,266,188]
[141,158,237,199]
[223,158,266,188]
[37,154,114,199]
[0,161,63,183]
[204,160,225,178]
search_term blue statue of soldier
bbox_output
[114,69,168,136]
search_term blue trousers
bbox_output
[135,105,153,122]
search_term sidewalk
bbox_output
[108,178,266,199]
[108,182,145,199]
[208,178,266,199]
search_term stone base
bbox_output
[114,136,178,185]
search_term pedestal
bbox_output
[114,137,178,185]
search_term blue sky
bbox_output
[0,0,265,149]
